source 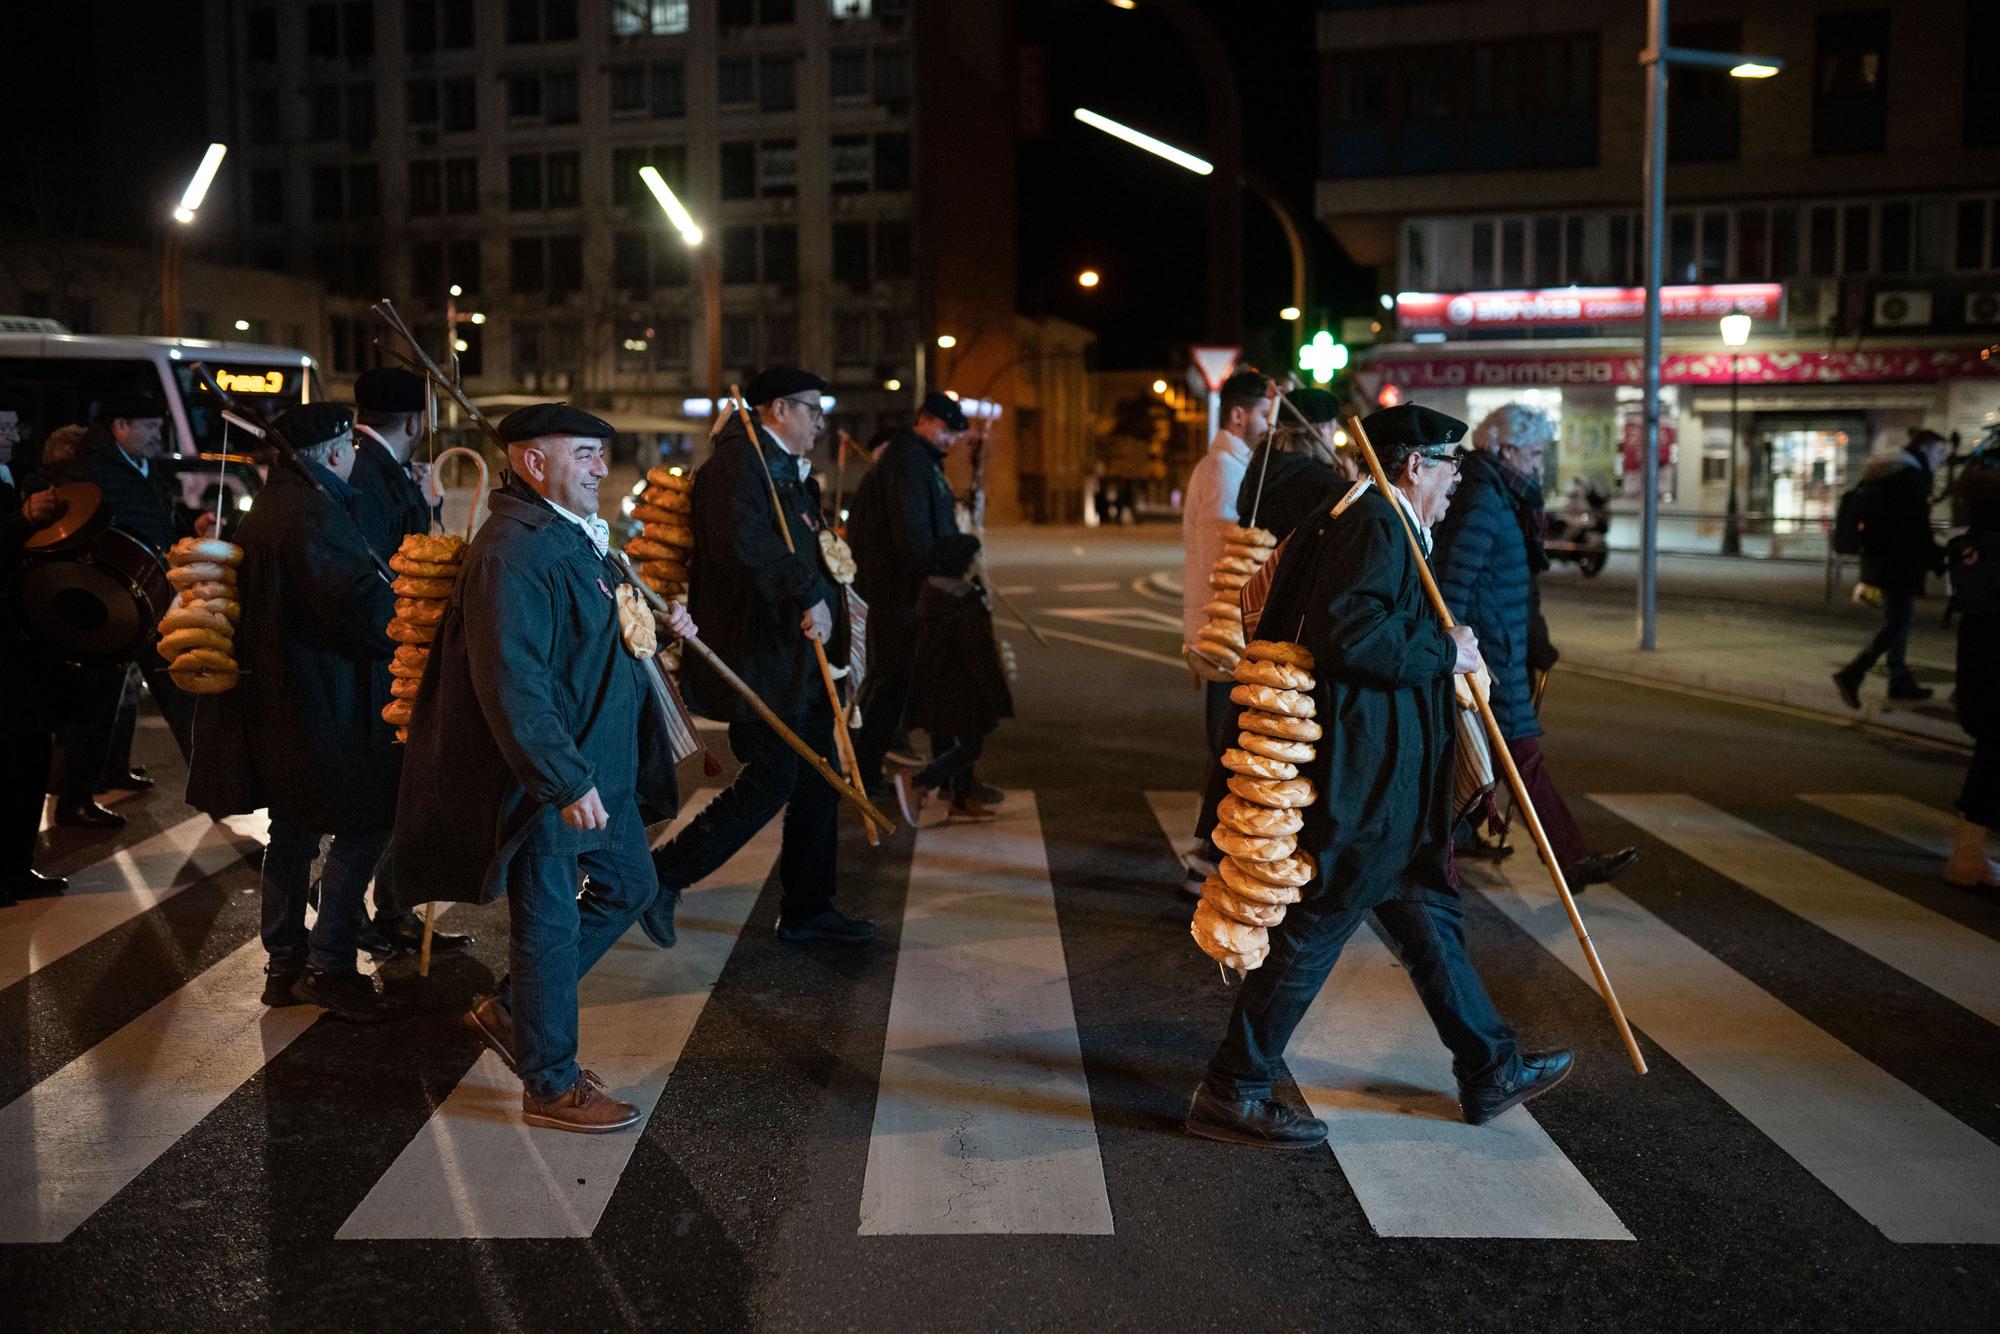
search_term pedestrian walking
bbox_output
[1434,404,1638,889]
[1945,458,2000,889]
[1232,387,1352,543]
[392,403,694,1132]
[1834,429,1949,708]
[0,397,70,904]
[1185,402,1572,1149]
[890,533,1014,825]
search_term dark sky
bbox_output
[1016,0,1370,372]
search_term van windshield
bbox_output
[173,360,311,453]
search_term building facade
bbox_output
[1318,0,2000,553]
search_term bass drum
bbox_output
[16,529,173,661]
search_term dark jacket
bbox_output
[682,413,838,724]
[68,436,179,553]
[1233,445,1343,543]
[1251,485,1460,915]
[350,431,434,560]
[848,430,959,648]
[389,478,679,905]
[2,474,52,740]
[905,575,1014,740]
[1432,449,1540,741]
[185,461,402,830]
[1858,450,1944,594]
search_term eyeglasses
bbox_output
[784,395,824,425]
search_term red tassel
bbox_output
[701,749,723,778]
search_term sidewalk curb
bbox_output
[1561,650,1970,749]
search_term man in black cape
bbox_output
[186,405,402,1021]
[392,402,692,1133]
[1186,402,1573,1149]
[639,367,875,948]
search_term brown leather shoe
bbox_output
[522,1071,640,1134]
[462,995,518,1071]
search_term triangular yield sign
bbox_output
[1190,345,1241,392]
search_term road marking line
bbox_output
[338,790,775,1240]
[860,791,1114,1235]
[1800,793,1958,859]
[0,936,321,1243]
[1046,606,1186,635]
[1289,925,1633,1240]
[1593,794,2000,1028]
[1474,861,2000,1243]
[0,813,268,991]
[993,618,1185,670]
[1056,581,1121,593]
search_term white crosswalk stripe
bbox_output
[1800,792,1960,859]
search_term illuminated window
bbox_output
[758,138,797,197]
[830,0,871,18]
[610,0,689,36]
[830,135,870,194]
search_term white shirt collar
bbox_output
[1332,477,1431,555]
[1208,430,1251,465]
[117,447,149,478]
[545,495,611,557]
[0,462,13,488]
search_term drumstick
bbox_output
[1347,413,1647,1077]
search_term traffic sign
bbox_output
[1190,345,1241,392]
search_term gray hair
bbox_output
[296,430,350,465]
[1474,404,1555,453]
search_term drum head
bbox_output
[22,483,107,552]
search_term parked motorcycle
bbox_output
[1545,477,1610,576]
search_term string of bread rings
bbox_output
[160,537,246,694]
[1190,521,1275,677]
[382,532,466,741]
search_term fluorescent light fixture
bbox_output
[1108,0,1136,9]
[233,319,250,332]
[1412,332,1445,344]
[682,397,715,416]
[1279,306,1301,321]
[639,166,703,246]
[1072,107,1212,175]
[1380,293,1395,310]
[1719,313,1753,347]
[174,142,228,223]
[1730,62,1779,78]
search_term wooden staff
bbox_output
[728,388,880,847]
[1348,414,1647,1077]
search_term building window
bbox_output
[511,238,547,293]
[758,138,798,197]
[874,132,910,191]
[412,241,444,294]
[311,166,345,222]
[547,151,581,207]
[612,143,686,204]
[763,224,799,286]
[449,239,481,292]
[1956,199,1989,271]
[250,168,285,225]
[830,134,870,193]
[874,48,909,103]
[830,0,871,21]
[722,225,759,284]
[508,0,578,43]
[345,84,378,144]
[611,1,690,37]
[719,57,755,106]
[343,2,376,61]
[349,164,380,217]
[308,4,340,58]
[308,86,342,140]
[548,236,584,298]
[509,154,545,210]
[759,55,797,111]
[830,48,868,99]
[765,313,799,363]
[445,157,479,212]
[833,310,869,363]
[442,0,475,47]
[547,69,580,123]
[1814,9,1889,155]
[876,218,911,281]
[720,141,756,199]
[611,64,647,113]
[1668,21,1740,163]
[719,0,752,23]
[442,76,477,131]
[506,72,543,119]
[408,79,440,125]
[1878,200,1913,274]
[409,160,442,215]
[614,231,651,295]
[514,321,542,376]
[651,61,686,116]
[832,221,869,289]
[406,0,438,55]
[248,90,282,144]
[1842,202,1871,273]
[247,8,279,63]
[723,314,756,365]
[1970,10,2000,148]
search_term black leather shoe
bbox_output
[971,782,1007,806]
[1886,682,1934,702]
[1458,828,1514,862]
[293,967,399,1022]
[638,886,681,949]
[776,907,876,944]
[1563,848,1640,889]
[1184,1085,1328,1150]
[1831,670,1863,710]
[261,955,308,1007]
[359,911,473,959]
[98,768,154,793]
[1460,1049,1574,1126]
[53,799,125,830]
[12,870,68,899]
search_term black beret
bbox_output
[1286,387,1341,425]
[102,391,163,421]
[933,532,982,576]
[1362,402,1467,456]
[743,367,828,407]
[918,391,968,432]
[275,403,354,450]
[353,366,427,414]
[496,402,614,444]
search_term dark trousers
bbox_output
[135,647,195,759]
[497,808,655,1102]
[654,693,839,922]
[855,653,914,788]
[916,730,986,803]
[1193,680,1235,863]
[1961,733,2000,829]
[1505,736,1588,869]
[49,662,124,800]
[1844,586,1919,688]
[1205,897,1520,1101]
[3,731,52,879]
[261,819,389,974]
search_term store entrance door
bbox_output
[1748,413,1868,534]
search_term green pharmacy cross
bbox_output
[1299,331,1349,385]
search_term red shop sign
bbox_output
[1366,346,2000,390]
[1396,284,1785,332]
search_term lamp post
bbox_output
[639,165,717,403]
[1719,311,1752,556]
[163,142,228,337]
[1637,3,1781,647]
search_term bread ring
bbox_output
[397,533,465,564]
[170,668,236,695]
[1227,851,1316,889]
[158,626,234,658]
[1212,827,1297,862]
[1238,730,1315,763]
[180,584,236,606]
[646,466,692,490]
[1246,639,1316,669]
[639,567,686,597]
[615,583,657,659]
[1221,747,1297,781]
[1222,542,1273,564]
[1202,598,1242,621]
[392,644,431,671]
[171,647,236,673]
[171,537,244,566]
[388,657,427,681]
[387,617,436,644]
[390,675,423,699]
[166,562,232,587]
[158,606,234,637]
[394,726,409,745]
[1232,658,1313,692]
[392,576,455,599]
[1227,775,1317,809]
[394,597,447,625]
[1209,569,1250,592]
[1239,710,1322,742]
[1200,876,1289,928]
[1201,619,1246,649]
[388,553,458,578]
[1231,683,1316,718]
[380,698,414,726]
[1219,523,1276,549]
[1218,944,1270,972]
[1190,900,1268,963]
[641,485,691,511]
[1219,857,1307,904]
[624,535,680,562]
[1217,794,1304,837]
[1212,554,1256,577]
[642,558,690,584]
[640,521,695,551]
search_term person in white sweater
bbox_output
[1180,369,1272,893]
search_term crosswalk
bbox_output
[3,788,1999,1252]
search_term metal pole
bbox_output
[1207,390,1220,444]
[1639,0,1668,650]
[702,247,723,403]
[1723,349,1742,555]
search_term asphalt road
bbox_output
[4,526,1995,1331]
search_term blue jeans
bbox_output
[1205,898,1520,1101]
[1194,680,1235,864]
[497,805,656,1102]
[1844,585,1918,688]
[261,819,388,974]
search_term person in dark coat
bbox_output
[1232,387,1352,543]
[848,389,969,792]
[1834,429,1949,707]
[641,367,876,950]
[1434,407,1637,889]
[185,405,402,1021]
[1945,461,2000,889]
[392,402,692,1133]
[1186,401,1573,1150]
[0,398,69,903]
[890,533,1014,824]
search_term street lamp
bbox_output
[1719,312,1752,556]
[1279,305,1301,322]
[936,334,958,349]
[163,142,228,337]
[639,164,718,402]
[1077,269,1101,289]
[1637,4,1784,647]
